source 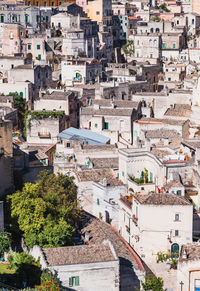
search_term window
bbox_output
[175,214,180,221]
[95,123,98,128]
[162,43,166,49]
[46,16,48,22]
[166,68,168,72]
[52,1,54,5]
[28,44,31,50]
[120,120,124,131]
[44,1,46,6]
[122,93,125,100]
[192,19,194,25]
[69,276,79,287]
[150,28,154,33]
[58,22,61,28]
[36,1,39,5]
[177,190,182,195]
[97,198,100,205]
[150,54,153,58]
[104,122,109,130]
[96,11,100,15]
[66,143,70,148]
[177,20,179,25]
[150,172,153,183]
[122,171,124,177]
[195,279,200,291]
[175,230,179,237]
[173,43,176,49]
[37,54,41,60]
[168,77,171,81]
[25,15,28,23]
[149,39,153,47]
[36,15,39,22]
[19,92,23,97]
[37,44,40,50]
[0,15,4,23]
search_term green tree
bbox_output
[8,171,80,249]
[0,232,11,256]
[142,275,165,291]
[7,251,41,287]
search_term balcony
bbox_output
[120,195,132,209]
[38,132,51,139]
[73,76,82,82]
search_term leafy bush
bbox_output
[0,232,11,256]
[35,270,63,290]
[142,275,165,291]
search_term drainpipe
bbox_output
[189,269,200,291]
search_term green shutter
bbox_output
[46,16,48,22]
[105,122,109,130]
[75,276,79,286]
[28,44,31,50]
[25,15,28,23]
[69,277,73,287]
[97,198,100,205]
[36,15,39,22]
[37,44,40,50]
[19,92,23,97]
[1,15,4,23]
[38,54,41,60]
[58,22,61,28]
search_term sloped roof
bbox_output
[80,213,144,271]
[42,243,116,266]
[134,193,191,205]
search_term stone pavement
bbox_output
[144,259,178,290]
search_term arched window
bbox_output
[156,28,160,33]
[150,28,154,33]
[171,243,179,257]
[154,39,157,47]
[149,39,153,47]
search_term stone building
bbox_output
[30,240,120,291]
[34,90,80,128]
[0,118,14,196]
[177,244,200,291]
[24,0,75,7]
[80,99,142,146]
[26,110,69,144]
[0,23,26,56]
[93,178,126,229]
[119,193,193,262]
[0,4,40,33]
[61,57,102,86]
[130,33,161,64]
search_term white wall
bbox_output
[93,182,126,228]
